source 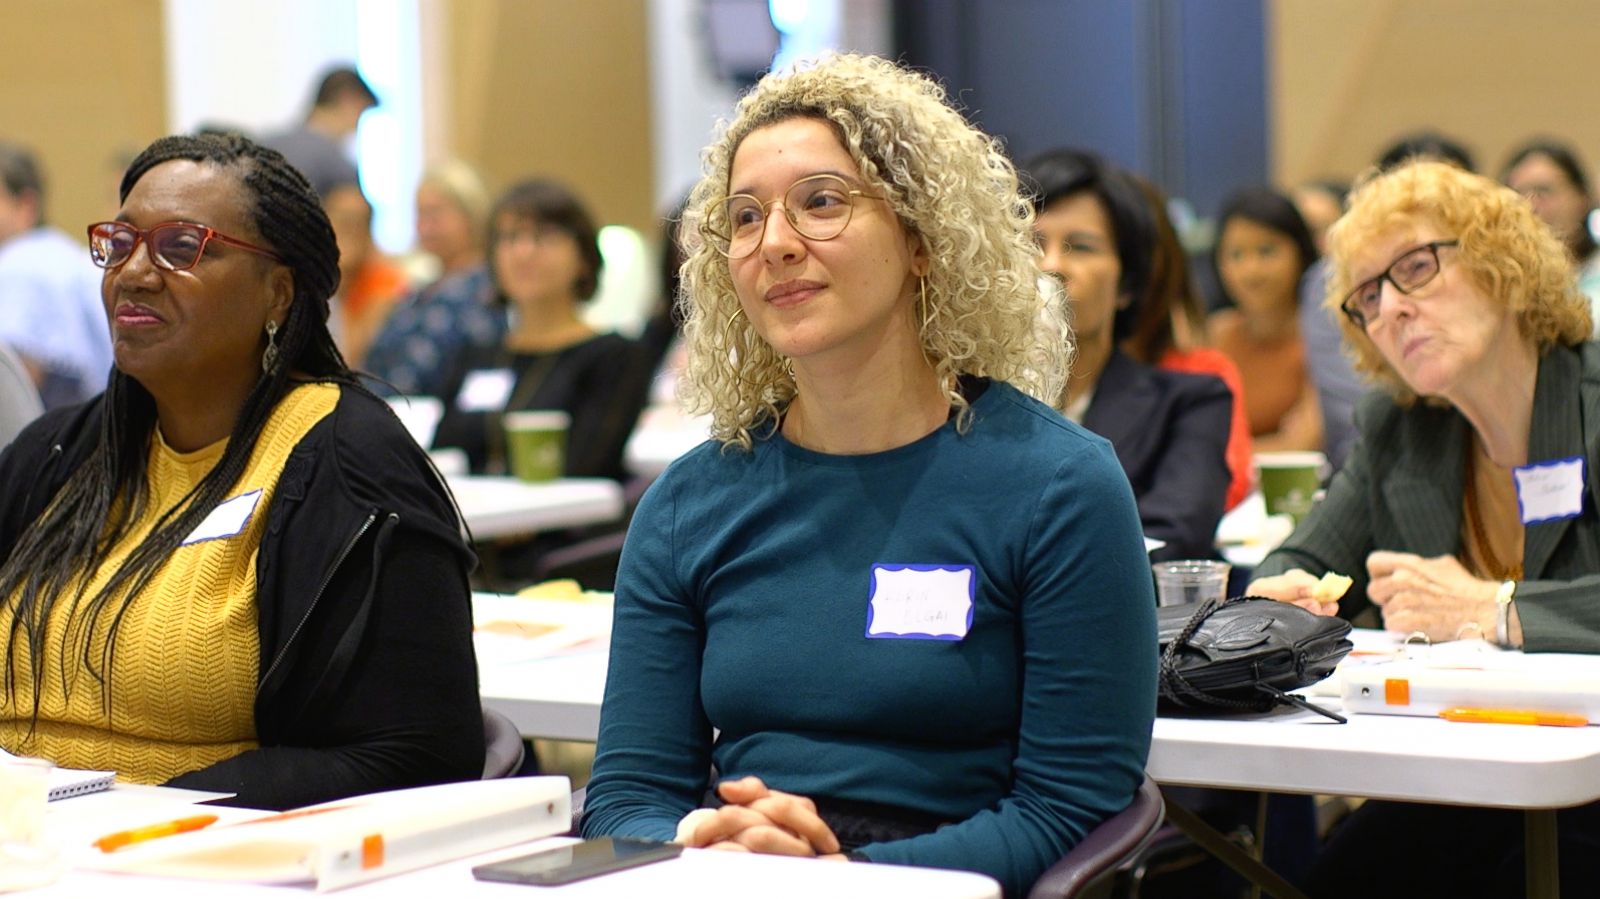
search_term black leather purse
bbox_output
[1157,596,1353,722]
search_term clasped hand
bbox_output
[674,776,846,860]
[1249,551,1499,642]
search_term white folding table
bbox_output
[446,476,624,541]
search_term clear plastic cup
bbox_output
[1152,560,1232,607]
[0,756,62,890]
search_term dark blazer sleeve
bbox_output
[1253,388,1469,623]
[1251,389,1416,620]
[1086,356,1232,561]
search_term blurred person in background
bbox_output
[0,141,112,409]
[1292,178,1347,256]
[1502,138,1600,326]
[432,178,647,481]
[363,160,503,398]
[1208,185,1322,453]
[1024,148,1232,561]
[258,66,377,199]
[323,182,408,367]
[638,190,692,403]
[1130,175,1254,511]
[413,159,489,281]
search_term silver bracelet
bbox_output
[1494,580,1517,647]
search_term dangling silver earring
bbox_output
[919,276,935,333]
[262,320,280,374]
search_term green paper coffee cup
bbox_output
[1255,451,1327,524]
[504,410,569,483]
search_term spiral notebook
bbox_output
[1,748,115,800]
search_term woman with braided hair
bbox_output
[0,133,483,809]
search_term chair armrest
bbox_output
[1027,775,1165,899]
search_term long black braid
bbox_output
[0,133,356,719]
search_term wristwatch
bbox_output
[1494,579,1517,647]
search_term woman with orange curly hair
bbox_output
[1249,158,1594,645]
[1250,159,1599,895]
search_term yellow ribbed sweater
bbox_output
[0,383,338,784]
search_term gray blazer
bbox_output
[1255,341,1600,653]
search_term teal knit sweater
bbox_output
[582,381,1157,897]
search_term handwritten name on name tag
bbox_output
[182,489,262,546]
[1514,456,1585,525]
[865,564,976,641]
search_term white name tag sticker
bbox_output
[182,489,262,546]
[865,564,975,641]
[1514,456,1586,525]
[457,368,514,412]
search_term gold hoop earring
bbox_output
[721,306,747,349]
[261,320,280,374]
[918,276,935,334]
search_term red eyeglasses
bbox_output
[87,221,283,272]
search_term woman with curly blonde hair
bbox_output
[1249,159,1600,899]
[582,54,1155,897]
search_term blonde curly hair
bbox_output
[1326,160,1592,404]
[676,53,1069,448]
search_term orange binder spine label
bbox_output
[361,834,384,870]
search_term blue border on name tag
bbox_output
[1513,455,1586,525]
[864,562,976,641]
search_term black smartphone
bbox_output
[471,837,684,886]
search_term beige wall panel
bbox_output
[445,0,654,232]
[1272,0,1600,187]
[0,1,167,236]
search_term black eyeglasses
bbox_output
[1340,240,1459,328]
[87,221,283,272]
[704,174,884,259]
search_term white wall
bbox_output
[161,0,421,253]
[647,0,742,214]
[645,0,893,214]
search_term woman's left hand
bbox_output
[1366,551,1498,641]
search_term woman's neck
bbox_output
[783,351,948,455]
[1068,330,1114,402]
[1452,337,1540,468]
[1241,305,1297,342]
[506,298,593,352]
[150,372,261,453]
[441,248,483,276]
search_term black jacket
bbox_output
[0,384,484,809]
[1083,349,1234,562]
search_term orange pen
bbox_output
[1439,708,1589,727]
[93,813,219,852]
